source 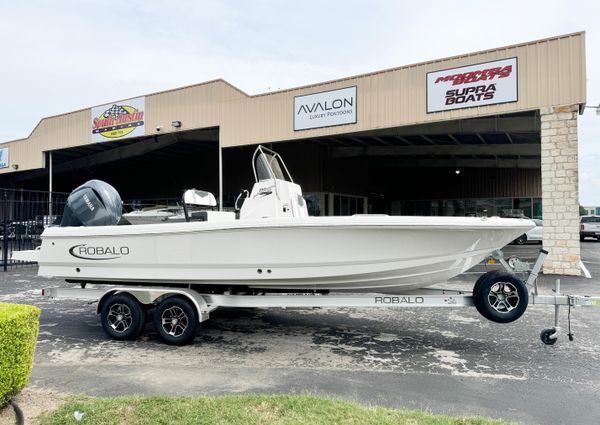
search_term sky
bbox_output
[1,0,599,203]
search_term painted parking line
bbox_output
[579,260,592,279]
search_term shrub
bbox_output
[0,302,40,406]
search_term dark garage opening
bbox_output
[227,111,543,218]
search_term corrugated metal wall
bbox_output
[221,32,585,146]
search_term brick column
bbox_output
[540,105,580,276]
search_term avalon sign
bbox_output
[294,86,357,131]
[427,58,518,113]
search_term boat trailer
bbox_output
[42,249,600,345]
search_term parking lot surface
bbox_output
[1,243,599,425]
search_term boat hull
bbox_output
[36,216,534,293]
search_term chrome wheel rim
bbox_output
[107,303,133,333]
[488,282,520,313]
[161,306,189,337]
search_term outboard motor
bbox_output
[60,180,123,226]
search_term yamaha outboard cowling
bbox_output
[61,180,123,226]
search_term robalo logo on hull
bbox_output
[69,244,130,260]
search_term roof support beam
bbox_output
[448,134,460,144]
[421,135,435,144]
[14,134,193,181]
[395,136,411,145]
[51,134,185,174]
[371,136,392,146]
[349,137,370,146]
[352,116,540,138]
[380,158,540,169]
[331,144,541,158]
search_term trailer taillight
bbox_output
[41,289,45,296]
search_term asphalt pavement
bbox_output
[1,243,599,425]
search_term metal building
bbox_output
[0,32,587,275]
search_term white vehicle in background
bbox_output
[513,219,543,245]
[580,215,600,241]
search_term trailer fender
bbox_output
[96,290,120,315]
[96,287,212,323]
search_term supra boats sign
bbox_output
[294,86,357,131]
[427,58,517,113]
[91,97,145,142]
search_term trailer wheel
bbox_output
[473,272,528,323]
[540,328,558,345]
[514,234,527,245]
[100,293,147,340]
[153,296,198,345]
[473,270,502,297]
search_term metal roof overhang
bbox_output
[12,110,540,184]
[295,111,541,169]
[13,128,219,182]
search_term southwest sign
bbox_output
[427,58,517,113]
[91,97,145,142]
[294,86,357,131]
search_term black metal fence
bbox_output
[0,188,68,270]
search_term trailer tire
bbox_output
[473,270,502,297]
[473,272,528,323]
[154,296,198,345]
[514,234,527,245]
[100,293,147,340]
[540,328,558,345]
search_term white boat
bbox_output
[14,146,534,294]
